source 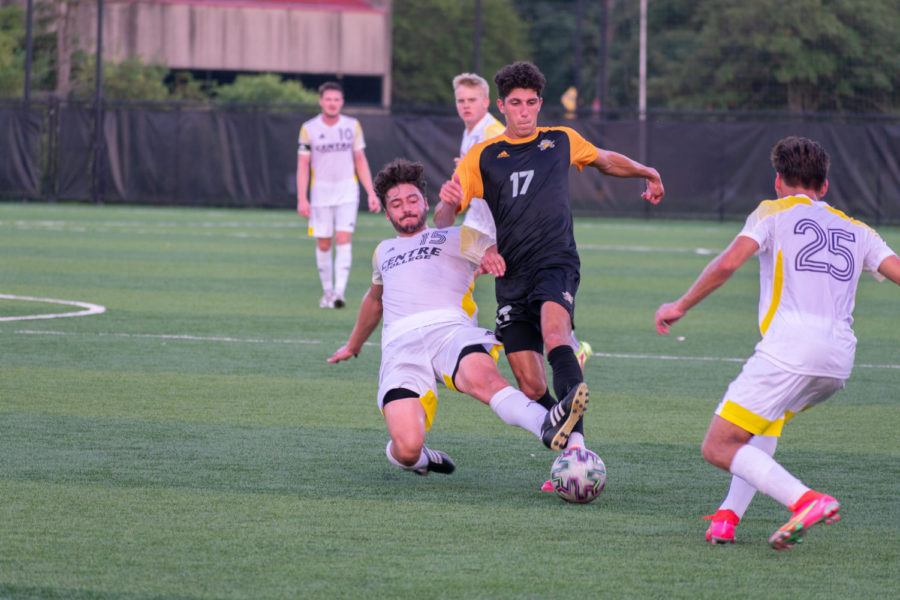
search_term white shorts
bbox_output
[377,320,501,431]
[716,353,845,437]
[308,202,358,238]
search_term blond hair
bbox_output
[452,73,490,97]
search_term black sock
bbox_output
[535,389,556,410]
[547,345,583,402]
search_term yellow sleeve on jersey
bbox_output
[371,245,383,285]
[353,120,366,152]
[459,198,497,263]
[484,119,505,141]
[298,125,311,154]
[745,196,812,230]
[459,225,495,265]
[559,127,599,170]
[455,146,486,215]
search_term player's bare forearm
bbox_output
[435,174,464,228]
[878,254,900,286]
[354,151,379,212]
[328,286,383,363]
[655,236,758,335]
[592,149,664,204]
[433,201,457,228]
[478,245,506,277]
[297,154,311,216]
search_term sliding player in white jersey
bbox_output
[297,81,379,309]
[655,136,900,550]
[328,158,588,477]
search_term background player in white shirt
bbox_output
[297,82,379,309]
[328,158,588,477]
[655,136,900,550]
[453,73,505,164]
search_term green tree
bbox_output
[648,0,900,112]
[0,5,25,97]
[391,0,530,106]
[169,71,217,102]
[70,55,170,101]
[214,73,318,105]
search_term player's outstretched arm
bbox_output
[592,148,664,205]
[654,236,758,335]
[435,174,463,228]
[353,150,380,213]
[328,283,384,363]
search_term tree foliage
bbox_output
[214,73,318,105]
[391,0,530,106]
[519,0,900,114]
[1,0,899,114]
[70,56,170,101]
[644,0,900,112]
[0,6,25,97]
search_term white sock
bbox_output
[316,247,333,294]
[385,440,427,471]
[567,432,585,449]
[720,435,777,518]
[334,243,352,296]
[729,443,808,508]
[488,386,545,438]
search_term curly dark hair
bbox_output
[494,61,546,100]
[373,158,427,208]
[770,136,829,191]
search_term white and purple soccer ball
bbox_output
[550,448,607,503]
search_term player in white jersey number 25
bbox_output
[655,136,900,550]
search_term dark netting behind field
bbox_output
[0,104,42,196]
[2,101,900,224]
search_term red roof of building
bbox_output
[111,0,384,12]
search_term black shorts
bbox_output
[494,266,579,353]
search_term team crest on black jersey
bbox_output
[562,291,573,304]
[538,139,556,151]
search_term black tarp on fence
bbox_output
[2,99,900,224]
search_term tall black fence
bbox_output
[2,98,900,224]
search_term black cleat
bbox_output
[541,382,589,450]
[414,447,456,476]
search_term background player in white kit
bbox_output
[655,136,900,550]
[328,158,588,477]
[453,73,504,165]
[297,81,380,309]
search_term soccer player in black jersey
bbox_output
[436,61,664,456]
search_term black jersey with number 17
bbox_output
[455,127,599,285]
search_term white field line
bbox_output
[2,328,897,369]
[0,294,106,322]
[9,330,328,345]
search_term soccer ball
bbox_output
[550,448,606,503]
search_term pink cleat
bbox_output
[769,491,840,550]
[703,509,739,544]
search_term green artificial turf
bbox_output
[1,204,897,599]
